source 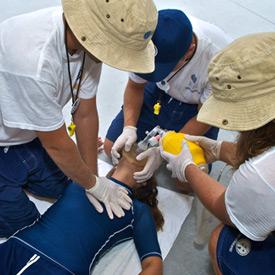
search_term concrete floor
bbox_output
[1,0,275,274]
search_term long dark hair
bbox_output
[108,146,164,231]
[133,177,164,231]
[235,121,275,168]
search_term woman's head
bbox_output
[197,32,275,132]
[112,145,164,231]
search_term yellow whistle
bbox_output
[153,102,161,115]
[162,131,208,172]
[68,121,76,137]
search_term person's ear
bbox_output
[184,42,196,58]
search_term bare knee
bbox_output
[209,224,223,257]
[103,138,113,157]
[209,224,224,275]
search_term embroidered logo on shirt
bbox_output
[235,238,251,256]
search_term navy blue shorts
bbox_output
[0,139,70,237]
[106,83,219,143]
[217,225,275,275]
[0,237,72,274]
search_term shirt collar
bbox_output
[107,176,133,195]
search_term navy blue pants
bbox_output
[0,139,70,237]
[106,83,219,143]
[217,226,275,275]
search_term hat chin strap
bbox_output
[184,33,197,60]
[173,34,197,72]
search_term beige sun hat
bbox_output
[198,32,275,131]
[62,0,157,73]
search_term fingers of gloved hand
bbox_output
[134,170,153,183]
[215,140,223,160]
[185,134,215,152]
[124,139,135,152]
[110,202,125,218]
[104,202,114,220]
[86,193,104,213]
[181,140,192,158]
[136,175,153,183]
[133,163,153,177]
[160,149,175,162]
[111,155,119,166]
[117,197,132,210]
[184,134,203,143]
[111,148,121,165]
[136,150,150,161]
[117,186,129,195]
[117,191,132,208]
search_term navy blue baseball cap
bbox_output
[136,9,193,82]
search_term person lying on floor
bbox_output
[0,145,164,275]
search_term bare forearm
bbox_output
[140,258,163,275]
[47,140,93,188]
[37,127,95,189]
[219,142,238,166]
[124,79,145,126]
[185,164,233,225]
[139,266,162,275]
[75,113,99,174]
[180,116,210,136]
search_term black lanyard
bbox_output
[64,22,86,115]
[154,64,187,116]
[154,35,197,116]
[64,22,86,136]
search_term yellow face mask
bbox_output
[161,131,208,173]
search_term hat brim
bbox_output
[136,59,178,82]
[198,92,275,131]
[63,0,155,73]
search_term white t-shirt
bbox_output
[0,7,102,146]
[129,16,232,104]
[225,147,275,241]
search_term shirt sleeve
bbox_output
[129,72,147,84]
[225,154,275,241]
[0,72,64,131]
[78,60,102,99]
[199,44,220,104]
[133,204,162,261]
[200,81,212,103]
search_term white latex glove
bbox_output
[184,134,222,163]
[111,126,137,165]
[86,176,132,219]
[160,140,195,182]
[133,147,162,183]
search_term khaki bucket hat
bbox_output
[62,0,157,73]
[198,32,275,131]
